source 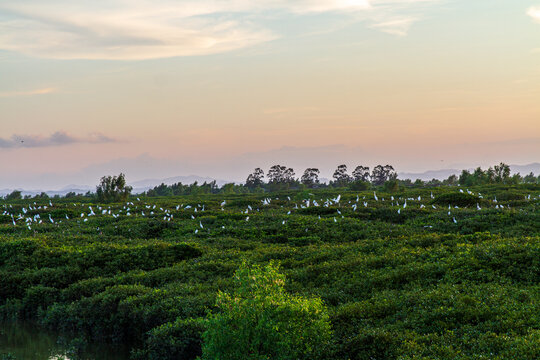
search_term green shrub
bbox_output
[382,180,399,192]
[133,318,206,360]
[432,192,479,207]
[21,285,59,317]
[201,261,333,360]
[349,180,370,191]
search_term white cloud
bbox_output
[528,6,540,23]
[0,0,440,60]
[0,87,56,97]
[365,0,441,36]
[369,17,416,36]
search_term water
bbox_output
[0,322,131,360]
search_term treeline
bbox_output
[3,163,539,200]
[141,164,398,196]
[143,162,539,197]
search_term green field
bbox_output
[1,185,539,359]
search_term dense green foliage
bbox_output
[201,261,332,360]
[0,184,539,359]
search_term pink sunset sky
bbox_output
[1,0,539,189]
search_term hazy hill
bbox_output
[399,163,540,181]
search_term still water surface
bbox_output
[0,322,130,360]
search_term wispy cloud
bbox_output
[366,0,441,36]
[528,6,540,23]
[369,17,416,36]
[0,87,56,98]
[0,131,117,149]
[0,0,440,60]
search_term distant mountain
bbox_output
[60,184,93,192]
[0,188,93,197]
[130,175,231,193]
[510,163,540,176]
[0,175,232,197]
[399,163,540,181]
[399,169,460,181]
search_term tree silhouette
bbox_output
[96,173,132,203]
[352,165,370,182]
[494,162,511,183]
[371,165,397,185]
[246,168,265,188]
[301,168,320,187]
[267,165,295,184]
[333,164,351,186]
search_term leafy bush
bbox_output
[349,180,370,191]
[432,192,479,207]
[382,179,399,192]
[133,318,206,360]
[201,261,333,360]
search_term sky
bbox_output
[0,0,539,189]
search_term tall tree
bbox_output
[333,164,351,186]
[301,168,320,187]
[371,165,397,185]
[246,168,265,188]
[96,173,132,203]
[352,165,370,182]
[494,162,511,183]
[267,165,295,184]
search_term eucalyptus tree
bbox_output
[301,168,320,187]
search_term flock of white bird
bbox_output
[2,191,538,233]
